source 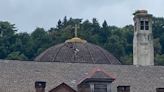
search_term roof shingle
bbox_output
[0,60,163,92]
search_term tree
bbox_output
[100,20,110,44]
[6,51,28,60]
[155,54,164,65]
[102,20,108,29]
[0,21,16,37]
[154,38,162,55]
[104,35,126,61]
[92,18,100,32]
[31,28,52,57]
[0,21,17,59]
[62,16,68,27]
[152,17,164,38]
[57,19,62,29]
[16,32,33,59]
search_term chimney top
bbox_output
[35,81,46,88]
[133,10,152,18]
[133,10,148,15]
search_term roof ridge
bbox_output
[52,44,65,62]
[84,43,95,63]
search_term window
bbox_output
[145,21,149,30]
[140,21,144,30]
[117,86,130,92]
[156,88,164,92]
[94,84,107,92]
[140,20,149,30]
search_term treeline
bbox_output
[0,17,164,65]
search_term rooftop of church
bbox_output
[35,24,121,65]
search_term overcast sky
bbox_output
[0,0,164,32]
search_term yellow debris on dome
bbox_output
[65,37,87,43]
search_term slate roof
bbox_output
[35,42,120,64]
[0,60,164,92]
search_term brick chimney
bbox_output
[35,81,46,92]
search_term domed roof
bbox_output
[35,37,121,64]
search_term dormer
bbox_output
[77,68,115,92]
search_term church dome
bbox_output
[35,37,121,64]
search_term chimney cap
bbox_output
[133,10,152,18]
[133,10,148,15]
[35,81,46,88]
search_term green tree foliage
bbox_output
[0,21,17,58]
[155,54,164,65]
[6,51,27,60]
[31,28,52,58]
[0,17,164,65]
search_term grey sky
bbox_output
[0,0,164,32]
